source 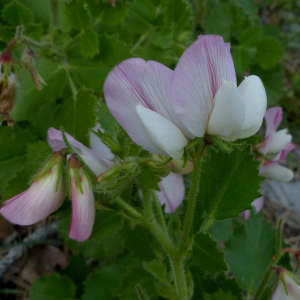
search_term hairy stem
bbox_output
[179,143,207,255]
[151,190,168,234]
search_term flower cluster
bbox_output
[241,106,295,221]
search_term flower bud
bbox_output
[68,156,95,242]
[261,164,294,182]
[22,47,46,91]
[0,152,64,225]
[272,269,300,300]
[0,73,18,126]
[140,157,173,177]
[97,163,122,183]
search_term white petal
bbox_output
[136,105,187,159]
[262,164,294,182]
[271,280,289,300]
[267,129,293,154]
[207,81,245,141]
[90,123,114,161]
[238,75,267,138]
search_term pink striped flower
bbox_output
[47,125,114,177]
[0,152,64,225]
[104,35,267,160]
[258,107,294,182]
[68,156,95,242]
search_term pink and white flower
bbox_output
[47,126,114,177]
[0,152,64,225]
[104,35,267,160]
[272,270,300,300]
[68,156,96,242]
[241,197,264,221]
[258,107,294,182]
[171,35,267,142]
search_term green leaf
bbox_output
[68,34,131,94]
[231,0,259,23]
[255,37,283,69]
[252,65,284,105]
[61,255,89,298]
[226,218,276,293]
[98,104,118,135]
[11,59,68,121]
[238,26,263,47]
[137,45,174,66]
[207,219,235,243]
[29,273,76,300]
[115,266,157,300]
[80,27,99,58]
[0,126,34,193]
[54,89,96,145]
[90,209,123,241]
[143,260,169,284]
[193,232,227,275]
[204,2,232,40]
[0,26,15,42]
[2,1,34,26]
[199,146,263,220]
[64,1,90,30]
[208,290,239,300]
[121,224,157,261]
[83,264,122,300]
[25,23,43,40]
[232,48,250,73]
[163,0,192,37]
[86,0,128,25]
[123,0,156,35]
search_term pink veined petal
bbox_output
[156,173,185,213]
[272,273,300,300]
[0,165,64,226]
[47,128,113,176]
[261,107,283,155]
[207,81,245,141]
[252,197,264,213]
[69,168,96,242]
[171,35,236,137]
[260,142,295,173]
[103,58,194,155]
[261,164,294,182]
[241,210,250,221]
[90,123,114,161]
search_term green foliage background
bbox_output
[0,0,299,299]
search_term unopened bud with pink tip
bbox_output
[68,155,95,242]
[271,268,300,300]
[0,152,65,225]
[22,47,46,91]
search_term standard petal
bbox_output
[238,75,267,138]
[267,129,293,154]
[48,128,113,176]
[261,164,294,182]
[103,58,193,155]
[271,280,289,300]
[252,197,264,213]
[260,142,295,173]
[171,35,236,137]
[136,105,188,159]
[90,123,114,161]
[0,164,64,225]
[68,167,96,242]
[156,173,185,213]
[207,81,245,141]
